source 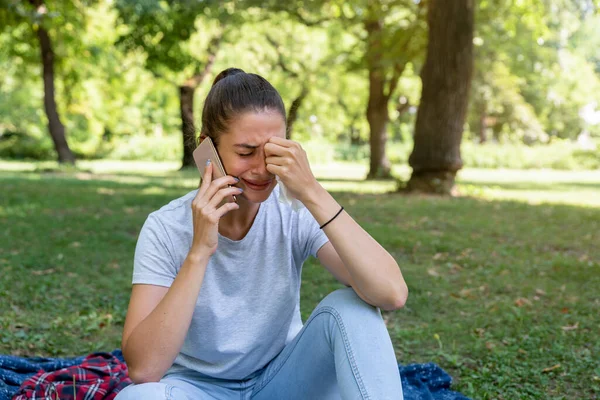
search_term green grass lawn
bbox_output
[0,160,598,399]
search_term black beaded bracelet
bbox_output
[319,206,344,229]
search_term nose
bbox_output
[250,151,271,178]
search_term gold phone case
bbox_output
[192,137,237,202]
[193,137,227,179]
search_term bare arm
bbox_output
[307,186,408,310]
[122,162,241,383]
[121,254,209,383]
[264,137,407,310]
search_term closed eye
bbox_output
[238,153,253,157]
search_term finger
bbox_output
[264,142,287,157]
[197,161,213,198]
[266,163,286,177]
[213,201,240,219]
[202,175,239,201]
[265,156,289,166]
[268,136,294,147]
[207,186,243,209]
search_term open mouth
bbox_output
[242,178,273,191]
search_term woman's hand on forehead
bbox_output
[264,137,318,203]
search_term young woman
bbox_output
[116,68,408,400]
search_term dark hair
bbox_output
[199,68,286,146]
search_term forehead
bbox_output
[221,111,286,146]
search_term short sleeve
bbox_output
[132,214,178,287]
[296,208,329,260]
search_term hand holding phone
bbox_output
[189,162,241,256]
[193,137,237,202]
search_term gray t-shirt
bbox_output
[132,185,329,380]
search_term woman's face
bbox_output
[216,111,286,204]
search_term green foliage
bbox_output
[105,134,182,161]
[461,141,600,170]
[0,131,55,160]
[470,0,600,144]
[0,0,599,168]
[114,0,227,81]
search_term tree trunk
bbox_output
[365,19,392,180]
[180,84,196,168]
[36,23,75,164]
[406,0,474,194]
[349,116,361,145]
[479,103,488,144]
[180,36,221,169]
[286,85,309,140]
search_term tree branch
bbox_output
[287,8,331,26]
[184,32,222,88]
[265,33,308,78]
[385,0,427,99]
[386,62,406,101]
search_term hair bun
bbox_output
[212,68,245,86]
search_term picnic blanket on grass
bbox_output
[0,350,470,400]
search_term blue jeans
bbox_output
[115,288,403,399]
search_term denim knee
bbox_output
[316,287,381,322]
[114,382,174,400]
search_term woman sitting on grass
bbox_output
[116,68,408,400]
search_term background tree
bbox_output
[250,0,427,179]
[0,0,82,163]
[406,0,474,194]
[115,0,228,168]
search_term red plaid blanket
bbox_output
[12,352,132,400]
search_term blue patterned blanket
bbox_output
[0,351,470,400]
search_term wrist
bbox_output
[301,181,327,207]
[186,247,212,266]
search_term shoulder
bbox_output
[142,190,197,235]
[151,189,196,219]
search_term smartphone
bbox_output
[193,137,237,202]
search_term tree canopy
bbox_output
[0,0,598,165]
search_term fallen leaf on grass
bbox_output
[450,288,476,299]
[518,348,528,354]
[535,289,546,296]
[578,254,589,262]
[32,268,56,276]
[485,342,495,350]
[97,188,115,195]
[383,313,392,327]
[542,364,561,373]
[427,268,440,277]
[561,322,579,331]
[432,252,447,260]
[560,307,570,314]
[448,263,463,274]
[514,297,532,307]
